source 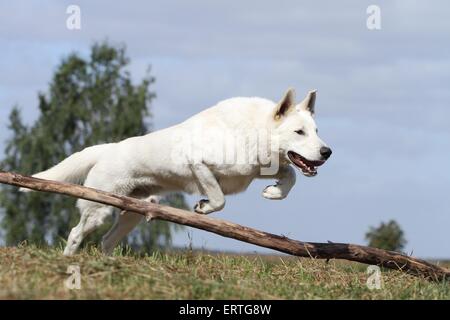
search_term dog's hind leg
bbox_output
[63,166,135,256]
[63,200,113,256]
[190,163,225,214]
[101,195,161,255]
[101,211,143,255]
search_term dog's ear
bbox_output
[297,90,317,116]
[274,88,296,120]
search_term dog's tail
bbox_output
[19,144,112,192]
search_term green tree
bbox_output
[365,220,407,252]
[0,42,187,250]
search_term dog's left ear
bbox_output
[297,90,317,116]
[274,88,296,120]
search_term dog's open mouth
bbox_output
[287,151,325,177]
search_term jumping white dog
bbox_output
[22,88,332,255]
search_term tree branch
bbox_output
[0,171,448,282]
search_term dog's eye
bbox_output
[295,129,305,135]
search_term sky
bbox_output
[0,1,449,258]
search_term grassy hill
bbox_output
[0,245,448,299]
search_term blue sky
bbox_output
[0,1,449,258]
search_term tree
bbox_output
[365,220,407,252]
[0,41,187,250]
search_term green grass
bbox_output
[0,245,448,299]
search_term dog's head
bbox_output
[273,88,332,177]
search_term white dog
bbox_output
[22,88,332,255]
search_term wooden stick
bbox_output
[0,171,448,281]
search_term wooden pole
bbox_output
[0,171,448,282]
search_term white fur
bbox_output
[23,88,330,255]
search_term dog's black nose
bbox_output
[320,147,332,160]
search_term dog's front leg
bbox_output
[262,165,296,200]
[190,163,225,214]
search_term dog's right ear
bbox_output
[274,88,296,120]
[297,90,316,116]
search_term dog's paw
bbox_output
[194,199,215,215]
[145,195,161,204]
[262,185,286,200]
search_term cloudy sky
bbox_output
[1,1,449,258]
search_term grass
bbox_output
[0,244,449,299]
